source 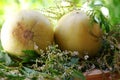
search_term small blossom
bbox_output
[110,45,114,50]
[34,42,38,50]
[78,66,82,70]
[40,65,45,70]
[91,64,95,69]
[71,51,79,56]
[109,67,112,71]
[84,55,89,60]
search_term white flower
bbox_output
[110,45,114,50]
[100,7,109,18]
[84,55,89,60]
[71,51,79,56]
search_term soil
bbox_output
[84,69,120,80]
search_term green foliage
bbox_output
[0,0,56,28]
[72,70,85,80]
[87,0,111,33]
[0,51,12,65]
[0,45,85,80]
[0,40,119,78]
[86,0,120,40]
[21,50,39,63]
[88,9,111,33]
[110,25,120,42]
[104,0,120,25]
[88,0,120,28]
[0,42,119,79]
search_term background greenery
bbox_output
[0,0,120,27]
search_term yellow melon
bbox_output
[1,10,54,56]
[55,10,102,57]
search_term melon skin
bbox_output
[1,10,54,56]
[55,10,102,57]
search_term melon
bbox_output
[1,10,54,56]
[54,10,102,57]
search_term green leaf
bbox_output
[0,52,12,65]
[21,66,39,76]
[72,70,86,80]
[21,50,39,63]
[0,72,24,80]
[104,21,110,33]
[20,66,54,79]
[4,53,12,66]
[70,57,79,64]
[5,74,25,80]
[0,41,3,50]
[22,50,38,57]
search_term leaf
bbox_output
[88,7,111,33]
[72,70,86,80]
[4,53,12,66]
[6,74,25,80]
[70,57,79,64]
[0,51,12,65]
[22,50,38,57]
[21,66,39,76]
[0,66,25,80]
[21,50,39,63]
[104,21,110,33]
[20,66,54,79]
[0,41,3,50]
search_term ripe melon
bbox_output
[1,10,54,56]
[54,10,102,57]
